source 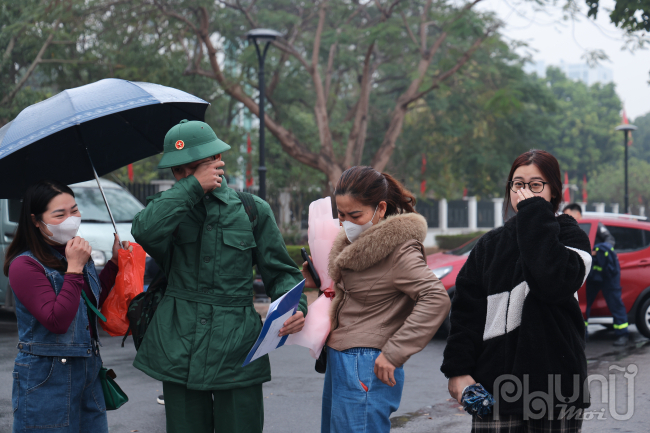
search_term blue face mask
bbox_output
[341,205,378,242]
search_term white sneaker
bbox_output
[157,395,164,405]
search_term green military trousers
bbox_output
[162,381,264,433]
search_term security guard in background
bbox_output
[563,203,629,346]
[131,120,308,433]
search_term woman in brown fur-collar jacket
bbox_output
[303,166,450,433]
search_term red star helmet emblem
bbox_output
[175,140,184,150]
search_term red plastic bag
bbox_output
[100,243,146,336]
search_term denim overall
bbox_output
[11,249,108,433]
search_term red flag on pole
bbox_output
[246,133,253,188]
[622,108,633,146]
[420,153,426,195]
[582,174,588,202]
[127,164,134,182]
[563,172,571,203]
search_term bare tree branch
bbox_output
[374,0,405,21]
[3,36,17,61]
[39,59,96,63]
[324,36,339,100]
[408,25,497,103]
[184,67,217,79]
[344,41,375,168]
[217,0,258,27]
[268,25,299,95]
[161,5,342,183]
[1,18,61,107]
[271,40,312,72]
[310,0,335,160]
[420,0,433,52]
[371,24,498,171]
[444,0,485,29]
[401,12,420,52]
[3,25,26,65]
[154,1,200,35]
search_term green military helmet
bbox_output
[158,119,231,169]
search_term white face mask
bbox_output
[41,216,81,245]
[341,206,378,243]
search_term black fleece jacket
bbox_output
[441,197,592,417]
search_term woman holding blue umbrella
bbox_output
[5,180,132,433]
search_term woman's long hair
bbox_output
[334,166,417,216]
[3,180,75,276]
[503,149,563,217]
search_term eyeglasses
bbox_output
[508,180,547,193]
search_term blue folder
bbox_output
[242,279,305,367]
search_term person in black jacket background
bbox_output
[441,150,592,432]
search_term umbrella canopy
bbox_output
[0,78,209,199]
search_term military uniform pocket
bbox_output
[220,229,256,275]
[172,223,201,272]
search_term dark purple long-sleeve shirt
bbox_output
[9,245,118,337]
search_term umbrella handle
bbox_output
[84,146,125,250]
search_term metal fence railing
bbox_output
[448,200,469,228]
[477,201,494,228]
[126,183,159,205]
[416,199,439,228]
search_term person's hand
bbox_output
[301,259,318,289]
[110,234,133,265]
[374,353,398,387]
[66,236,92,273]
[448,375,476,404]
[516,187,535,205]
[193,159,225,193]
[279,311,305,336]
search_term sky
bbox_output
[476,0,650,120]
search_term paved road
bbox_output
[0,308,648,432]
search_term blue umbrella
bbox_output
[0,78,209,241]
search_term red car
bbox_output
[427,214,650,338]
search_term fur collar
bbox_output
[328,212,428,283]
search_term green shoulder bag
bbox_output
[81,290,129,410]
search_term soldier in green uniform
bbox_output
[131,120,307,433]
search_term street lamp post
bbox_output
[246,28,282,201]
[615,123,638,213]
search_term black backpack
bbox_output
[122,191,259,350]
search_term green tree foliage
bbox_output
[585,0,650,33]
[386,63,623,199]
[586,158,650,211]
[582,112,650,211]
[0,0,641,208]
[388,38,558,199]
[0,0,94,123]
[94,0,501,189]
[540,67,622,175]
[630,111,650,163]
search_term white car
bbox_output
[1,179,145,312]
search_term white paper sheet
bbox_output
[249,309,294,362]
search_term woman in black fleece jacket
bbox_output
[441,150,592,432]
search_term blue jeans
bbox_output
[321,347,404,433]
[12,342,107,433]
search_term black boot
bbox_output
[613,335,629,346]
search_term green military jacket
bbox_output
[131,175,307,390]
